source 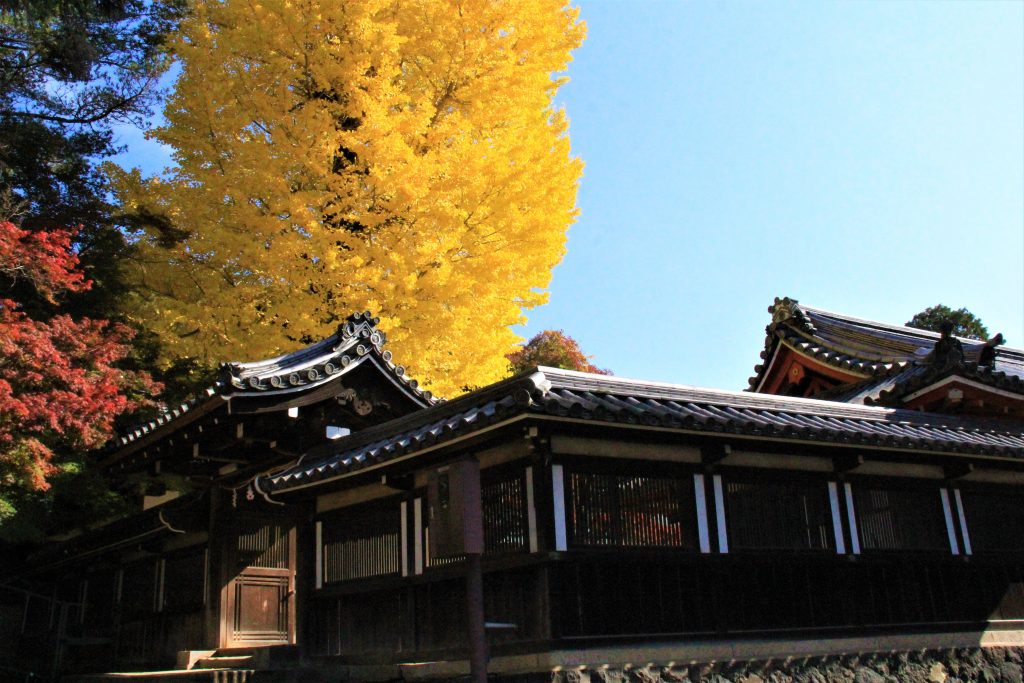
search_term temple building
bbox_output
[753,298,1022,418]
[6,300,1024,682]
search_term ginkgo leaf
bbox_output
[111,0,585,397]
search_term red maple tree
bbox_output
[507,330,612,376]
[0,221,158,514]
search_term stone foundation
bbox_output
[546,647,1024,683]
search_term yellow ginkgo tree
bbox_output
[113,0,585,397]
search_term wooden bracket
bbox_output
[381,472,415,491]
[944,461,974,480]
[833,453,864,473]
[524,424,549,457]
[701,442,731,466]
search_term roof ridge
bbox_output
[798,301,1022,355]
[537,366,1011,427]
[107,311,436,455]
[749,297,1023,392]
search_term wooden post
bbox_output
[427,457,486,681]
[466,552,486,683]
[461,459,486,683]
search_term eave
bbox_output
[749,297,1024,394]
[100,311,437,473]
[263,368,1024,496]
[881,375,1024,421]
[757,340,874,397]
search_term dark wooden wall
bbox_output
[303,454,1024,664]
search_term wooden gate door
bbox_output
[221,516,296,648]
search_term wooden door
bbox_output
[222,516,296,648]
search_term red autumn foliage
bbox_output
[0,223,89,302]
[0,221,158,494]
[507,330,612,376]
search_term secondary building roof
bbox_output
[102,311,436,473]
[750,297,1024,417]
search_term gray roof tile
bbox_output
[110,311,435,453]
[750,297,1024,402]
[264,367,1024,493]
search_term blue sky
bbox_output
[526,0,1024,389]
[115,1,1024,391]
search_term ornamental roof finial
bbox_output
[927,320,965,371]
[979,332,1006,369]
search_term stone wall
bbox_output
[545,647,1024,683]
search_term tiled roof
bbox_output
[749,297,1024,391]
[223,311,435,402]
[837,363,1024,408]
[264,367,1024,493]
[111,311,436,452]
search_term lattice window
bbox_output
[482,472,528,554]
[854,486,948,551]
[959,490,1024,551]
[321,503,401,583]
[725,479,833,551]
[236,520,289,569]
[425,527,462,568]
[566,470,693,548]
[425,467,530,566]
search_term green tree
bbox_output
[0,0,203,398]
[0,1,194,538]
[508,330,611,375]
[906,305,989,341]
[1,0,183,128]
[0,0,184,318]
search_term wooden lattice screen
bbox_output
[854,486,948,551]
[321,503,402,583]
[725,479,833,551]
[566,470,693,548]
[955,489,1024,552]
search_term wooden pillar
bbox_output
[526,428,558,640]
[465,552,486,683]
[528,429,556,552]
[461,459,486,683]
[427,457,486,680]
[204,487,225,649]
[293,500,315,655]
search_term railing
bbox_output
[308,548,1024,661]
[116,610,204,667]
[0,584,56,681]
[309,563,547,658]
[550,551,1024,639]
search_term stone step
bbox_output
[63,669,254,683]
[176,651,215,671]
[195,657,254,670]
[174,645,299,673]
[208,671,254,683]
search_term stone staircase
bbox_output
[63,646,304,683]
[177,649,258,676]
